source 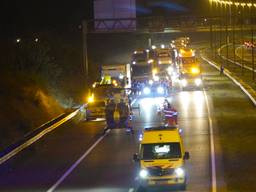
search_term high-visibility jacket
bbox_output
[163,108,178,126]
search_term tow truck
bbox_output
[133,125,190,190]
[177,48,202,90]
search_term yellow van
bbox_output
[133,126,189,190]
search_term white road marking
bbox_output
[0,110,79,165]
[128,188,134,192]
[203,89,217,192]
[131,98,137,106]
[47,129,110,192]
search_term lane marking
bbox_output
[203,89,217,192]
[0,110,79,165]
[128,188,134,192]
[131,98,137,106]
[47,129,110,192]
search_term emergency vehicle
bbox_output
[134,126,189,190]
[177,48,202,89]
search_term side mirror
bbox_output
[133,153,139,162]
[184,152,190,160]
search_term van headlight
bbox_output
[143,87,151,95]
[195,78,202,86]
[139,169,148,179]
[181,79,187,87]
[174,167,185,177]
[157,86,164,94]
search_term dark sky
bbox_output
[0,0,93,35]
[0,0,208,36]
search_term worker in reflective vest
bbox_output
[163,103,178,126]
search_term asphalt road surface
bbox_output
[0,84,212,192]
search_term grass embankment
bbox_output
[202,60,256,191]
[0,72,64,151]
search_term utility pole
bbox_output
[82,20,89,89]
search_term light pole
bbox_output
[249,2,255,80]
[240,3,245,75]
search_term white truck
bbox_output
[101,64,131,88]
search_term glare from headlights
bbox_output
[143,87,151,95]
[167,66,173,75]
[195,78,202,86]
[153,76,160,81]
[181,79,187,87]
[175,168,185,177]
[157,86,164,94]
[132,61,136,65]
[148,59,154,64]
[139,169,148,178]
[119,74,124,79]
[191,67,200,74]
[139,134,143,141]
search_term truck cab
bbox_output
[134,126,189,190]
[177,48,202,89]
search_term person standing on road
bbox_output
[117,99,130,128]
[220,65,224,75]
[105,99,116,129]
[163,103,178,126]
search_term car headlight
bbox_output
[139,169,148,179]
[191,67,200,74]
[195,78,202,86]
[143,87,151,95]
[132,61,136,65]
[157,86,164,94]
[181,79,187,87]
[174,167,185,177]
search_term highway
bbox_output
[0,84,212,192]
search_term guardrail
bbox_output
[201,55,256,106]
[0,109,80,165]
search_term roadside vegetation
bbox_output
[0,27,85,150]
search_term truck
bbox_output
[153,48,176,80]
[131,50,153,82]
[101,64,131,88]
[133,126,190,190]
[177,48,202,89]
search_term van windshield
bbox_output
[141,143,181,160]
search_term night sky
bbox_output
[0,0,93,35]
[0,0,207,36]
